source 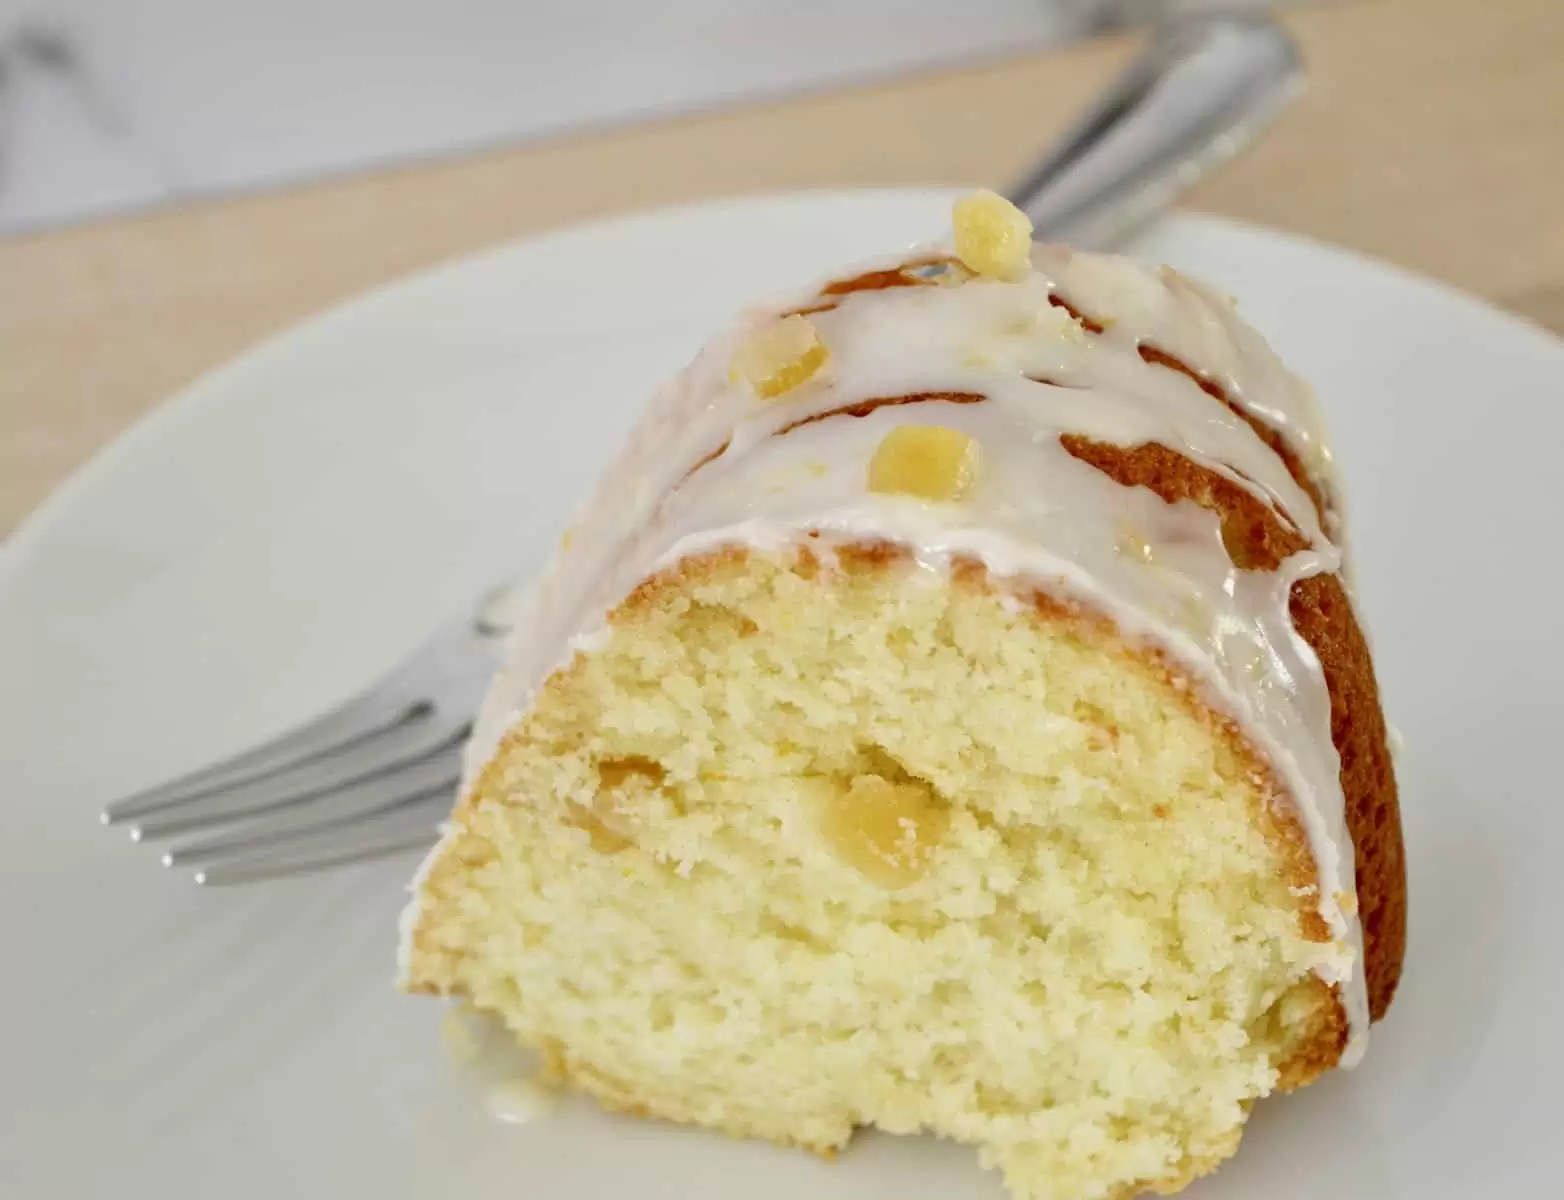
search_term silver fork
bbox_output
[102,585,524,883]
[102,13,1301,884]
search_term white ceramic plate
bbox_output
[3,191,1561,1199]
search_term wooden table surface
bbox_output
[3,0,1561,535]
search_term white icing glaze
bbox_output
[402,241,1369,1064]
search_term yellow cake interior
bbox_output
[407,548,1343,1200]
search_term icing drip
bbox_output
[422,235,1368,1065]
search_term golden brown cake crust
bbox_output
[1017,283,1402,1020]
[1059,432,1405,1020]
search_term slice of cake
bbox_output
[400,191,1406,1200]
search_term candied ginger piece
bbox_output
[952,190,1034,281]
[730,314,830,399]
[821,774,949,890]
[868,425,980,501]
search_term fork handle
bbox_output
[1005,14,1302,248]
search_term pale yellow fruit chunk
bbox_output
[730,314,830,399]
[821,774,949,890]
[952,189,1034,281]
[564,756,665,854]
[868,425,980,501]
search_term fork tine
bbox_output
[127,710,466,842]
[192,800,447,886]
[102,690,423,825]
[160,752,460,867]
